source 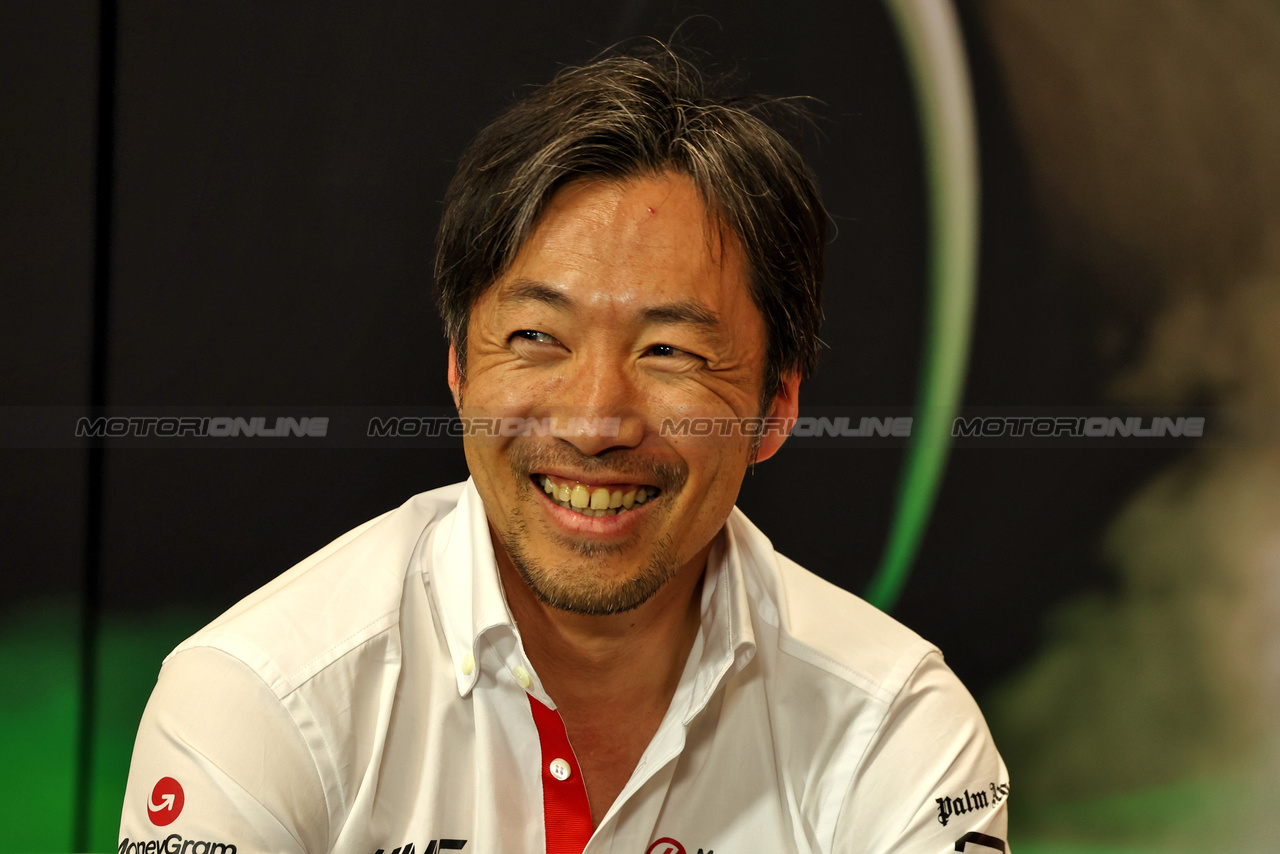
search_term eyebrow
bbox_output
[500,279,573,311]
[499,278,722,330]
[640,301,720,329]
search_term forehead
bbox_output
[487,173,756,321]
[527,174,729,262]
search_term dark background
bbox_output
[1,1,1181,850]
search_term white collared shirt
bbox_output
[119,480,1009,854]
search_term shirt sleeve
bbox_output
[118,646,330,854]
[832,651,1010,854]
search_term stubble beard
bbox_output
[497,441,688,616]
[499,509,681,615]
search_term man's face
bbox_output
[450,172,796,615]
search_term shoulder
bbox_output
[728,508,938,706]
[121,645,328,852]
[725,509,1009,850]
[167,481,467,697]
[125,483,470,846]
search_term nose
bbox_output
[551,352,646,457]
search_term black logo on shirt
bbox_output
[934,781,1009,826]
[120,836,235,854]
[373,841,465,854]
[954,831,1006,851]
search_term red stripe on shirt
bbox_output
[527,693,593,854]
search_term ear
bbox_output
[754,371,800,463]
[447,340,462,411]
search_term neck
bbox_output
[494,540,709,712]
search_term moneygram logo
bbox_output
[119,836,235,854]
[646,841,686,854]
[645,837,715,854]
[148,777,185,826]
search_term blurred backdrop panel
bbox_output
[0,2,98,850]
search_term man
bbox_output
[120,50,1009,854]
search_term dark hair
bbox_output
[435,46,826,407]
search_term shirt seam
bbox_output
[288,672,346,839]
[287,610,399,694]
[210,609,398,696]
[775,634,894,703]
[183,647,334,852]
[182,624,403,838]
[829,648,937,851]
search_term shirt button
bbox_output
[512,665,531,688]
[461,654,475,676]
[549,758,572,781]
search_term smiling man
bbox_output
[120,50,1008,854]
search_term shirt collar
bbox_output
[425,479,760,706]
[427,478,514,696]
[682,507,759,722]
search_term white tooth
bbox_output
[571,484,590,508]
[634,488,648,504]
[609,490,623,508]
[543,476,554,494]
[621,490,636,509]
[557,483,571,502]
[590,488,610,510]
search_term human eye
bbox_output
[509,329,567,363]
[511,329,559,345]
[643,343,706,364]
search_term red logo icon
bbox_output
[646,840,686,854]
[147,777,184,826]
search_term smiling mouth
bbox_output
[533,474,659,517]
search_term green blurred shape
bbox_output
[1011,767,1272,854]
[1014,845,1167,854]
[0,602,211,854]
[867,0,980,612]
[0,603,79,852]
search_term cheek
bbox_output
[461,367,553,413]
[675,439,748,499]
[669,458,745,559]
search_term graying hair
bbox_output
[435,47,826,408]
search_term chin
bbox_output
[502,529,680,616]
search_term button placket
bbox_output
[527,695,593,853]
